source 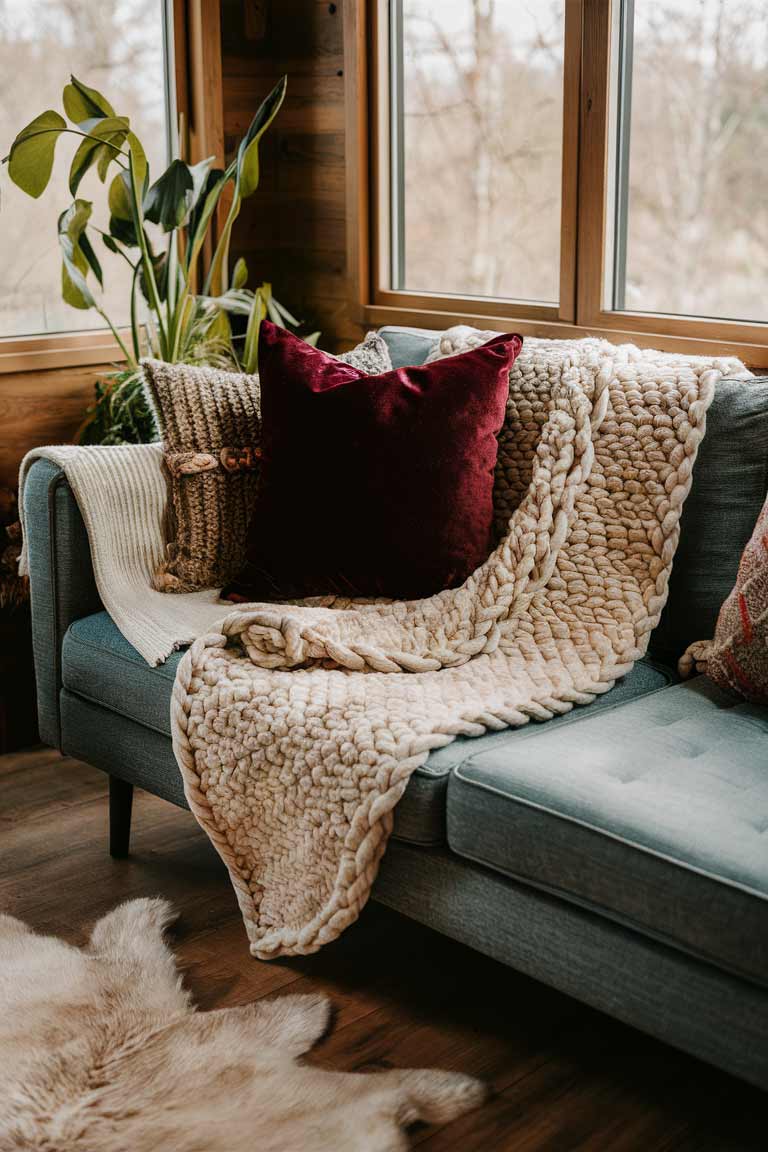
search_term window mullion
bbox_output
[611,0,634,312]
[575,0,613,327]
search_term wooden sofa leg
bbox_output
[109,776,134,858]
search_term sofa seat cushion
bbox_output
[447,677,768,987]
[62,611,674,848]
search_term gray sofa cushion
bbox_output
[447,676,768,988]
[62,611,674,847]
[650,377,768,664]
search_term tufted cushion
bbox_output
[447,676,768,986]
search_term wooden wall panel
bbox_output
[0,367,102,490]
[222,0,364,351]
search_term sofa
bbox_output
[23,327,768,1089]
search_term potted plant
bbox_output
[2,74,315,444]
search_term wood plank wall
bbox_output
[0,366,100,491]
[222,0,364,352]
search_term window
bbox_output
[367,0,768,363]
[0,0,172,341]
[391,0,565,306]
[611,0,768,323]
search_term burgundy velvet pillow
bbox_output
[222,321,522,602]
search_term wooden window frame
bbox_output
[350,0,768,369]
[0,0,223,377]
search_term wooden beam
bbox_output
[343,0,371,320]
[185,0,225,166]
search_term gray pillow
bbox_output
[649,377,768,665]
[378,325,438,369]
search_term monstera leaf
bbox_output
[63,76,116,123]
[58,199,102,309]
[69,116,130,196]
[5,110,67,198]
[143,159,194,231]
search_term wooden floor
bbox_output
[2,747,766,1150]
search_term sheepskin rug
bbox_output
[0,898,484,1150]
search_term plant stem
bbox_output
[203,191,241,296]
[129,264,141,362]
[128,151,166,358]
[95,306,135,368]
[165,227,178,351]
[68,128,129,166]
[91,227,137,269]
[9,126,131,165]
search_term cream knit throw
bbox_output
[18,444,231,666]
[171,330,747,959]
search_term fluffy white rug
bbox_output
[0,899,484,1150]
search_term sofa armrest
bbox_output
[23,459,103,748]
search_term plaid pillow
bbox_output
[681,491,768,702]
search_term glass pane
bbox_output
[394,0,565,304]
[0,0,169,339]
[614,0,768,323]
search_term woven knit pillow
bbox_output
[142,332,392,592]
[221,320,523,603]
[683,493,768,702]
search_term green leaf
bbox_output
[96,142,117,182]
[206,307,231,344]
[63,76,115,123]
[236,75,287,199]
[143,158,193,231]
[108,214,139,248]
[186,170,226,266]
[269,295,299,327]
[303,331,321,347]
[265,295,284,327]
[126,132,148,195]
[188,156,214,210]
[231,256,248,290]
[101,233,120,254]
[58,199,97,309]
[6,110,66,198]
[242,287,267,373]
[108,170,133,221]
[199,288,253,315]
[79,229,103,287]
[139,250,168,304]
[239,142,260,199]
[69,116,129,196]
[186,167,224,247]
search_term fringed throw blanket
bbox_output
[171,329,747,959]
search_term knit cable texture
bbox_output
[166,329,742,957]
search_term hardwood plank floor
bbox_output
[1,747,766,1150]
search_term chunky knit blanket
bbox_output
[171,329,746,958]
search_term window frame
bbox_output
[354,0,768,369]
[0,0,222,376]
